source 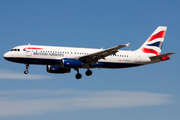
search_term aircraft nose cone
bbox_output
[3,53,7,60]
[3,52,16,62]
[3,52,10,60]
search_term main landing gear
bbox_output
[24,63,29,74]
[75,68,82,79]
[74,68,92,79]
[86,69,92,76]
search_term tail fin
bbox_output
[138,26,167,55]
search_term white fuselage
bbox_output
[3,45,157,69]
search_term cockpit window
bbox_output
[10,49,20,51]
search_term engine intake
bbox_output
[46,65,71,73]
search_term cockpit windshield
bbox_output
[11,49,20,51]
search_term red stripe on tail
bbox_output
[148,30,166,42]
[142,47,160,55]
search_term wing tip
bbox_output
[126,43,130,48]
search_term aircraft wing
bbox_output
[79,43,130,64]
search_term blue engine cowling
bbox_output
[46,65,71,73]
[60,58,83,68]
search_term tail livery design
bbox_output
[139,26,167,55]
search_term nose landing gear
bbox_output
[24,63,29,74]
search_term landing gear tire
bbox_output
[24,70,28,74]
[75,73,82,79]
[86,69,92,76]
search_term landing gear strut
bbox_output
[74,68,82,79]
[24,63,29,74]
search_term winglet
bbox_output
[126,43,130,48]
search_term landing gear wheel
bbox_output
[75,73,82,79]
[24,70,28,74]
[86,69,92,76]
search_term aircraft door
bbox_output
[135,52,141,62]
[26,49,32,56]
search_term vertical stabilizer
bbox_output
[138,26,167,55]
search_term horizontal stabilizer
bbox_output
[150,52,175,59]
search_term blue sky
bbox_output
[0,0,179,120]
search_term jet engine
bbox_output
[46,65,71,73]
[60,58,83,68]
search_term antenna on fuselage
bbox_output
[28,43,30,45]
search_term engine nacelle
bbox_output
[46,65,71,73]
[60,58,83,68]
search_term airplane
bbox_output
[3,26,174,79]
